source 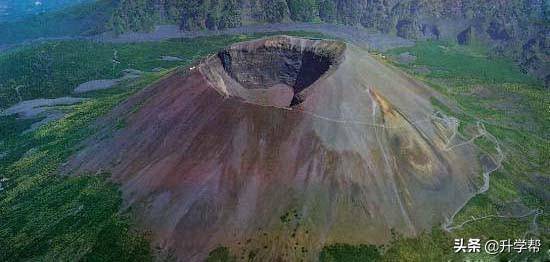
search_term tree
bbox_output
[287,0,318,22]
[335,0,361,25]
[109,0,156,34]
[180,0,206,30]
[219,0,242,29]
[319,0,336,23]
[262,0,288,23]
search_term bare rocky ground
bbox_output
[1,97,86,134]
[160,55,185,62]
[74,79,119,94]
[394,52,416,64]
[0,68,143,134]
[1,97,86,118]
[74,69,142,93]
[22,111,65,134]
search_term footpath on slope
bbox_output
[439,116,543,237]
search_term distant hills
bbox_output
[107,0,550,86]
[0,0,547,86]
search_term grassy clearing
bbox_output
[205,247,236,262]
[387,41,540,86]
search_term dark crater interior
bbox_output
[218,42,342,106]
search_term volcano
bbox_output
[66,36,482,261]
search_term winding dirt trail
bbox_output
[523,209,543,238]
[445,208,543,232]
[442,119,504,232]
[440,118,543,236]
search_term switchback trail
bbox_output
[441,116,542,236]
[442,119,504,232]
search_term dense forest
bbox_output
[109,0,548,34]
[108,0,380,32]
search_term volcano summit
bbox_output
[67,36,483,261]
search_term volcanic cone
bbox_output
[67,36,481,261]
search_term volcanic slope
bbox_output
[66,36,484,261]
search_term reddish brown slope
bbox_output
[66,36,482,261]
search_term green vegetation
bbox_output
[110,0,243,32]
[287,0,319,22]
[0,0,114,45]
[381,228,460,261]
[109,0,362,33]
[318,228,459,261]
[318,0,337,23]
[0,115,36,139]
[389,41,540,86]
[109,0,157,34]
[261,0,288,23]
[205,246,236,262]
[0,73,160,260]
[280,208,300,223]
[319,243,381,262]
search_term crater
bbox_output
[206,36,345,107]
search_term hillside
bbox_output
[109,0,549,86]
[0,33,547,261]
[1,1,547,85]
[0,1,548,261]
[64,36,484,260]
[0,0,93,22]
[0,0,115,45]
